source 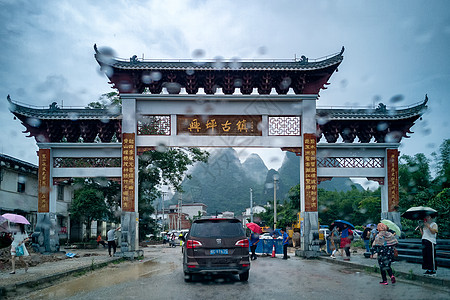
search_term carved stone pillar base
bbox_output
[120,211,138,253]
[31,213,60,253]
[297,211,320,258]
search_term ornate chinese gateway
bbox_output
[8,45,427,256]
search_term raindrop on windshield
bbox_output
[119,81,132,92]
[26,117,41,127]
[142,73,152,84]
[192,49,205,59]
[389,94,404,103]
[213,56,224,69]
[165,82,181,94]
[97,46,116,65]
[258,46,267,55]
[68,112,79,121]
[234,79,243,87]
[151,72,162,82]
[377,122,389,131]
[230,57,241,69]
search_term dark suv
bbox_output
[182,218,250,282]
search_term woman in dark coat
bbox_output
[371,223,398,285]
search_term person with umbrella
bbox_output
[340,224,354,261]
[9,223,30,274]
[330,224,341,258]
[417,214,439,275]
[246,222,261,260]
[403,206,439,275]
[370,223,398,285]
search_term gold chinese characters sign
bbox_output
[122,133,136,212]
[177,115,262,136]
[38,149,50,213]
[303,134,318,212]
[387,149,399,212]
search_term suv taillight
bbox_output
[235,239,249,248]
[186,240,203,249]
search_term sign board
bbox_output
[387,149,399,212]
[177,115,262,136]
[303,134,318,212]
[122,133,136,212]
[38,149,50,213]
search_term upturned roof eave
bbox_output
[94,44,344,72]
[7,95,122,120]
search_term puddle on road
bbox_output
[22,259,167,299]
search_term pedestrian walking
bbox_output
[280,228,289,260]
[371,223,398,285]
[249,232,260,260]
[362,225,372,253]
[10,223,29,274]
[107,226,121,257]
[417,215,439,275]
[340,224,353,261]
[330,225,341,258]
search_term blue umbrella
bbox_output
[331,220,355,229]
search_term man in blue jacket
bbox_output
[280,228,289,260]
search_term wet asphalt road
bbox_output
[20,245,449,300]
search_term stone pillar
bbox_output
[120,97,140,257]
[381,149,401,229]
[297,98,320,258]
[32,148,60,253]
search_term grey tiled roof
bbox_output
[7,95,121,120]
[8,95,427,121]
[95,45,344,71]
[317,97,428,120]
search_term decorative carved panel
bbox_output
[137,115,171,135]
[269,116,301,136]
[317,157,384,168]
[53,157,121,168]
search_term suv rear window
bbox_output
[190,219,245,238]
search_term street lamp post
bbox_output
[250,188,253,223]
[273,175,278,231]
[161,191,168,231]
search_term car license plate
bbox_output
[210,249,228,255]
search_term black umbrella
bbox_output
[401,206,438,220]
[330,220,355,230]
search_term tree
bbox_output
[86,92,121,109]
[433,139,450,190]
[428,188,450,238]
[138,148,208,240]
[398,153,434,210]
[70,179,110,240]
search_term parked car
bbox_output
[259,232,282,239]
[182,217,250,282]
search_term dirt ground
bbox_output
[0,245,102,271]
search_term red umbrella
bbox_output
[2,213,30,225]
[246,222,262,234]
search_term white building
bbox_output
[0,154,39,229]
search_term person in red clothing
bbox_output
[340,224,353,261]
[97,235,106,248]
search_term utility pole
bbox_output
[250,188,253,223]
[273,175,278,231]
[177,193,182,231]
[161,191,168,232]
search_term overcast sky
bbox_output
[1,0,449,175]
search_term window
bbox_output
[17,175,26,193]
[57,185,64,201]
